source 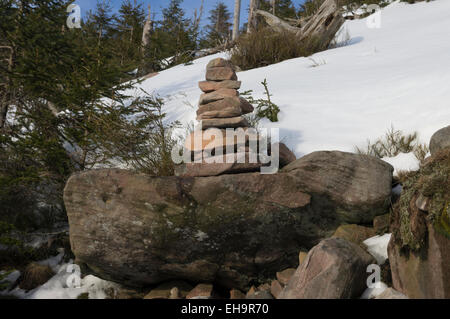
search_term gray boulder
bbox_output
[430,125,450,155]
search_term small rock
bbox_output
[176,152,263,177]
[238,97,255,114]
[299,251,308,266]
[197,97,253,118]
[409,195,428,243]
[230,289,246,299]
[186,283,214,299]
[114,288,146,299]
[246,286,257,298]
[415,194,431,212]
[429,125,450,155]
[276,268,296,286]
[270,280,283,299]
[246,291,274,299]
[257,283,271,292]
[206,67,237,81]
[184,128,258,153]
[273,143,296,168]
[184,129,251,153]
[144,281,193,299]
[279,238,375,299]
[169,287,181,299]
[375,288,409,299]
[207,58,234,69]
[332,224,376,246]
[197,99,243,120]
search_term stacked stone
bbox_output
[178,58,262,177]
[197,58,254,129]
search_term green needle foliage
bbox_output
[241,79,281,123]
[0,0,180,231]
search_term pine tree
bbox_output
[203,2,232,47]
[161,0,196,63]
[143,0,196,71]
[0,0,167,173]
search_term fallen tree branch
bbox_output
[255,9,301,35]
[255,0,344,49]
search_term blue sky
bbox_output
[74,0,306,27]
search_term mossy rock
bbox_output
[388,149,450,298]
[18,263,54,291]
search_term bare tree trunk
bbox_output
[247,0,259,34]
[0,102,8,130]
[232,0,241,41]
[255,0,345,49]
[271,0,276,15]
[141,5,152,51]
[193,0,204,32]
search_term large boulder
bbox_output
[429,125,450,155]
[279,238,375,299]
[388,148,450,298]
[64,151,392,289]
[282,151,394,224]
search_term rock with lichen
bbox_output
[388,145,449,298]
[64,151,392,289]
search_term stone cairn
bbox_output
[176,58,264,177]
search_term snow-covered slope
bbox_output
[128,0,450,172]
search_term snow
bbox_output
[1,252,121,299]
[382,152,421,175]
[128,0,450,171]
[361,281,388,299]
[363,233,392,265]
